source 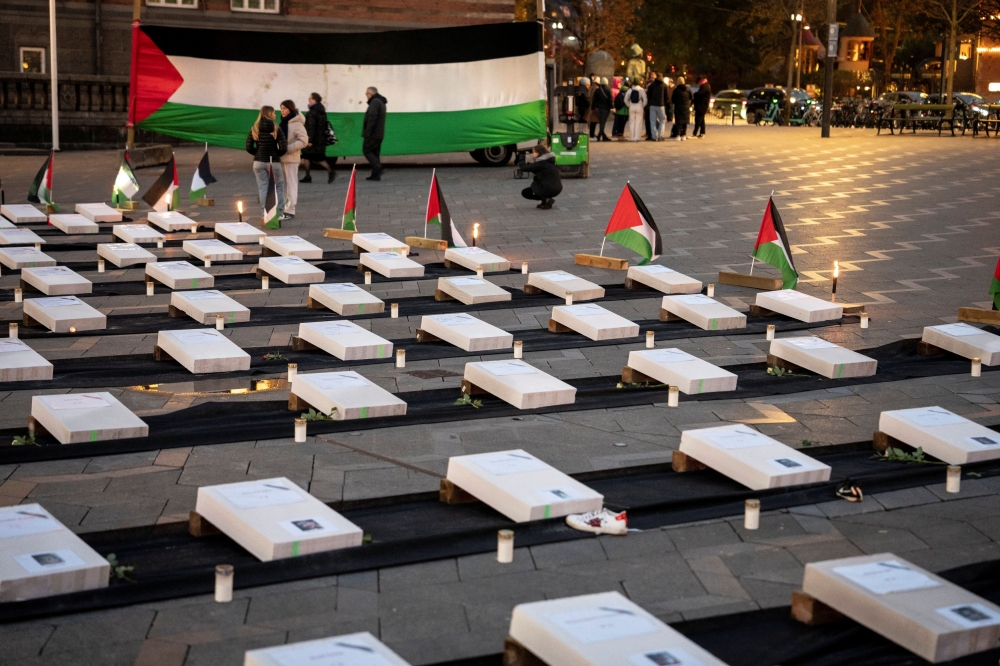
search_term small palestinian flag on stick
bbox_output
[112,152,140,206]
[603,183,661,265]
[342,165,357,231]
[425,170,466,247]
[142,153,180,212]
[27,151,57,211]
[752,196,798,289]
[190,144,217,202]
[990,257,1000,311]
[263,161,281,230]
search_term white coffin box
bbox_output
[527,271,605,301]
[352,232,409,255]
[879,407,1000,465]
[171,290,250,325]
[148,211,196,232]
[464,360,576,410]
[298,320,393,361]
[509,592,730,666]
[291,371,406,421]
[308,282,384,316]
[258,256,324,284]
[48,214,99,235]
[770,336,877,379]
[0,217,13,229]
[0,503,109,602]
[436,276,511,305]
[215,222,264,244]
[627,348,737,395]
[757,290,843,322]
[551,303,639,341]
[662,294,746,331]
[31,391,148,444]
[157,328,251,374]
[75,203,121,223]
[627,264,702,294]
[245,632,412,666]
[22,266,92,296]
[0,247,56,270]
[24,296,106,333]
[0,229,45,246]
[146,261,214,290]
[446,450,602,523]
[0,204,46,223]
[420,313,513,352]
[359,251,424,278]
[113,224,165,245]
[803,553,1000,663]
[263,235,322,259]
[184,239,242,263]
[196,477,363,562]
[680,424,831,490]
[0,338,53,382]
[445,246,510,272]
[98,242,156,268]
[922,323,1000,366]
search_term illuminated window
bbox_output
[146,0,197,7]
[959,41,972,60]
[19,47,44,73]
[846,40,871,62]
[231,0,279,12]
[989,82,1000,92]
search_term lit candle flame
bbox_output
[473,223,480,239]
[237,201,243,214]
[833,261,839,278]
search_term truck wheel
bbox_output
[470,145,514,167]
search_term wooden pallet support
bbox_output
[621,366,655,384]
[460,380,487,396]
[434,289,456,302]
[915,341,944,357]
[18,279,41,294]
[502,637,547,666]
[287,392,317,412]
[290,336,317,352]
[254,267,274,280]
[196,198,214,207]
[188,511,222,537]
[749,304,778,317]
[439,479,479,505]
[27,416,50,439]
[659,308,683,322]
[152,345,176,362]
[415,328,442,343]
[322,228,357,241]
[841,304,865,315]
[624,277,653,290]
[672,450,707,473]
[547,318,573,333]
[523,283,542,295]
[790,590,846,626]
[718,271,783,291]
[766,354,807,373]
[306,296,326,310]
[574,253,628,270]
[262,247,279,257]
[167,304,184,318]
[957,307,1000,325]
[21,313,41,328]
[405,236,448,251]
[872,430,909,454]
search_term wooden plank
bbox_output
[523,283,542,294]
[749,304,778,317]
[415,328,442,343]
[547,319,573,333]
[659,307,684,322]
[188,511,222,537]
[573,253,628,270]
[718,271,783,290]
[872,429,908,454]
[290,336,318,352]
[621,366,655,383]
[958,307,1000,325]
[916,341,944,357]
[322,228,357,241]
[461,379,487,396]
[434,288,457,302]
[287,392,315,412]
[405,236,448,251]
[672,450,708,473]
[791,590,846,626]
[767,353,806,373]
[438,479,479,505]
[502,637,547,666]
[152,345,175,363]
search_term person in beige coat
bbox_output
[279,99,308,218]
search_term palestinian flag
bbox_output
[990,257,1000,310]
[342,165,357,231]
[604,183,661,265]
[128,23,545,157]
[112,152,140,205]
[142,153,180,212]
[27,152,56,210]
[189,144,217,202]
[752,196,798,289]
[426,171,466,248]
[263,163,280,230]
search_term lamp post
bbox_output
[821,0,837,138]
[785,11,802,124]
[48,0,59,151]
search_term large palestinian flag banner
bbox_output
[753,197,798,289]
[128,23,545,158]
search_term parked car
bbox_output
[927,92,990,119]
[712,89,748,119]
[744,87,812,125]
[877,91,928,106]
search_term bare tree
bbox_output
[922,0,980,101]
[567,0,643,67]
[870,0,916,90]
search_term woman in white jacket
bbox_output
[279,100,309,219]
[625,83,647,142]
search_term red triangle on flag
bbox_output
[604,185,641,235]
[426,172,441,224]
[754,199,780,250]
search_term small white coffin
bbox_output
[0,204,46,223]
[509,592,730,666]
[146,261,214,290]
[352,232,409,255]
[627,348,737,394]
[770,336,877,379]
[156,328,251,374]
[258,256,324,285]
[298,320,392,361]
[148,210,197,232]
[183,239,242,263]
[0,247,56,270]
[244,633,412,666]
[527,271,605,301]
[97,242,156,268]
[0,217,13,229]
[24,296,106,333]
[922,323,1000,365]
[803,553,1000,663]
[113,224,165,245]
[22,266,92,296]
[464,360,576,410]
[757,290,843,323]
[437,276,511,305]
[0,338,53,382]
[31,392,148,444]
[551,303,639,341]
[627,264,702,294]
[263,235,323,259]
[879,406,1000,465]
[170,290,250,325]
[48,214,99,235]
[0,503,109,602]
[359,251,424,278]
[662,294,746,331]
[446,450,603,523]
[196,477,363,562]
[420,313,513,352]
[215,222,264,244]
[308,282,384,316]
[291,371,406,421]
[445,246,510,272]
[0,229,45,246]
[74,203,121,223]
[679,424,832,490]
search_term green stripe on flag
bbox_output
[752,242,798,289]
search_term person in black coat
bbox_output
[301,93,336,183]
[245,105,287,217]
[362,86,387,181]
[669,77,692,140]
[692,78,712,138]
[591,77,613,141]
[520,144,563,210]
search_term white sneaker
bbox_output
[566,508,628,535]
[669,136,682,141]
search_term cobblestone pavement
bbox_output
[1,126,1000,665]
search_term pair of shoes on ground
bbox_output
[280,213,294,221]
[536,198,554,210]
[300,172,336,183]
[566,508,627,535]
[366,169,384,181]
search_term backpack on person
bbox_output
[614,90,626,111]
[630,88,641,104]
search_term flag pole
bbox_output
[599,238,606,257]
[425,168,435,239]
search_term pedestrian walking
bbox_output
[362,86,387,181]
[664,77,674,123]
[612,78,629,140]
[625,80,647,142]
[575,77,591,130]
[278,100,307,219]
[692,77,712,138]
[245,105,287,218]
[587,76,601,138]
[519,144,562,210]
[592,77,612,141]
[669,77,692,140]
[646,73,667,141]
[301,93,336,183]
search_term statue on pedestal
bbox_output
[625,44,647,85]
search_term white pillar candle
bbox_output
[646,331,655,348]
[707,283,715,297]
[565,292,573,306]
[396,349,405,368]
[191,223,198,234]
[261,275,269,291]
[146,281,154,297]
[204,258,212,268]
[668,386,679,407]
[258,235,265,245]
[9,323,18,339]
[14,288,22,303]
[476,265,484,278]
[294,418,307,443]
[513,341,523,359]
[34,243,41,250]
[744,499,760,530]
[214,564,234,603]
[521,261,528,274]
[391,303,399,318]
[215,314,224,331]
[497,529,514,563]
[766,324,775,341]
[157,239,164,249]
[364,271,372,285]
[972,357,981,378]
[860,312,869,329]
[69,327,77,334]
[97,259,105,273]
[946,466,961,493]
[287,363,297,382]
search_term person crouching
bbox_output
[520,144,562,210]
